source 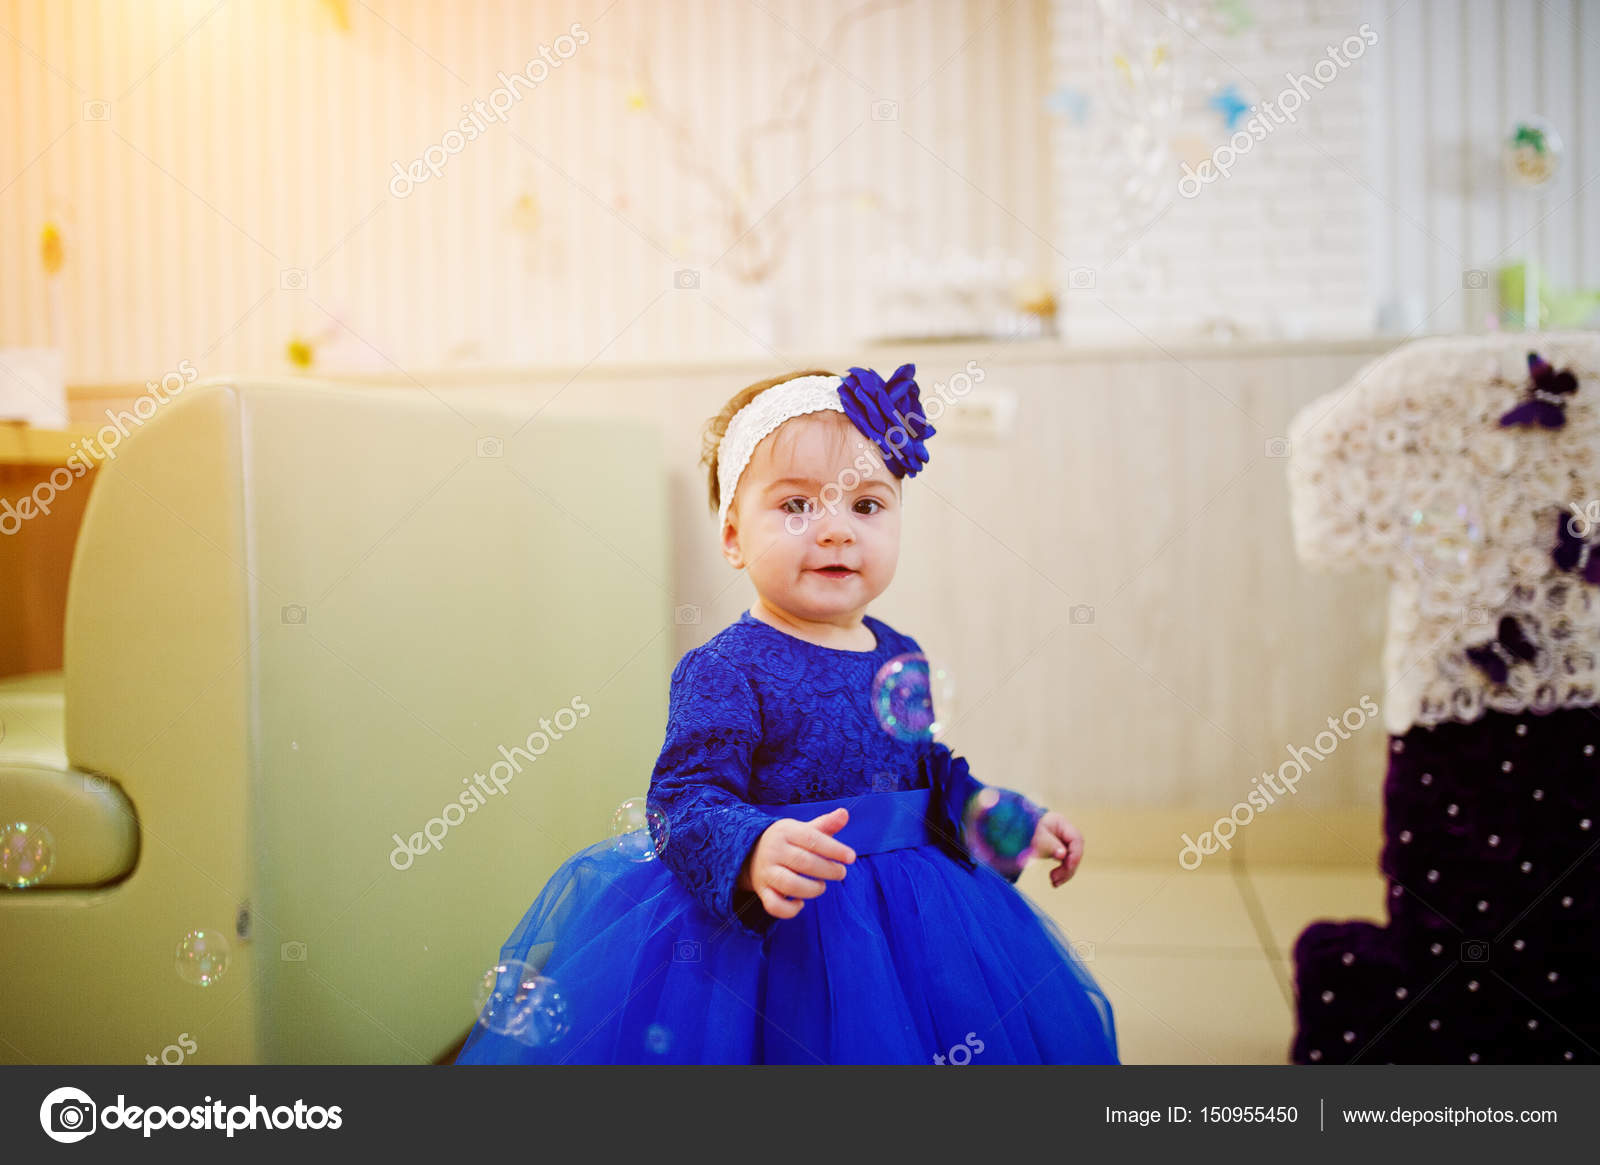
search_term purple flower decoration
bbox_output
[837,363,936,478]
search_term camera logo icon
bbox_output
[1460,939,1490,964]
[674,269,700,290]
[280,268,307,291]
[82,773,111,794]
[673,940,701,962]
[82,100,110,122]
[477,436,504,458]
[1068,604,1095,625]
[674,604,701,625]
[1068,267,1096,290]
[872,99,899,121]
[281,940,308,962]
[1071,939,1096,961]
[1463,605,1489,627]
[1462,269,1489,290]
[1264,436,1291,458]
[281,603,307,625]
[39,1086,97,1143]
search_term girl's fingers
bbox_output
[806,806,850,834]
[768,867,827,900]
[795,825,856,865]
[759,889,804,918]
[782,846,849,881]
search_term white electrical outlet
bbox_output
[936,388,1016,440]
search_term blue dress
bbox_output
[454,611,1119,1064]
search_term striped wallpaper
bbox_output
[0,0,1054,385]
[2,1,1596,389]
[1362,0,1600,334]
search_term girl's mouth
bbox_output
[812,567,856,578]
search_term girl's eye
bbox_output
[780,497,814,514]
[855,498,883,515]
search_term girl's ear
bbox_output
[720,518,745,569]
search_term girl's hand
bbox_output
[1033,811,1084,888]
[737,807,856,919]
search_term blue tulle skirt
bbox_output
[454,789,1119,1064]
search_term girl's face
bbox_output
[720,414,902,625]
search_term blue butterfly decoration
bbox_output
[1499,351,1581,429]
[1044,86,1091,124]
[1551,508,1600,585]
[1465,615,1538,685]
[1208,85,1251,131]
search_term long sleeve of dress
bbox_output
[648,646,780,938]
[919,737,1045,885]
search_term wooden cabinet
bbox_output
[0,424,101,677]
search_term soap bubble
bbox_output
[175,929,231,987]
[611,797,668,862]
[645,1023,673,1055]
[473,959,569,1047]
[1404,500,1484,570]
[871,653,955,742]
[963,788,1038,880]
[0,822,54,887]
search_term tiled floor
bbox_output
[1017,809,1389,1064]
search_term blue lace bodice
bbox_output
[649,610,1021,936]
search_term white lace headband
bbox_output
[716,375,845,532]
[714,364,936,531]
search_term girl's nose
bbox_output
[816,510,854,542]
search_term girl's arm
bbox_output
[648,645,780,938]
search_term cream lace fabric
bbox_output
[716,374,846,531]
[1287,333,1600,735]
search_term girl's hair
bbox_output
[699,369,840,519]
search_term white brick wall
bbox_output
[1050,0,1374,343]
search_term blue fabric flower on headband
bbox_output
[837,363,936,478]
